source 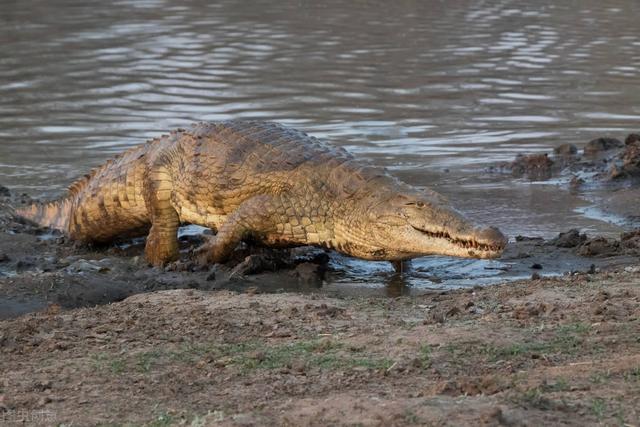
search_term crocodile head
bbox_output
[344,187,507,261]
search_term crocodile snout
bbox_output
[474,226,508,250]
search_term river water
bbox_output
[1,0,639,293]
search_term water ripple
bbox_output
[1,0,639,242]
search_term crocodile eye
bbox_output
[404,201,425,208]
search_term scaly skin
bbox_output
[17,121,507,267]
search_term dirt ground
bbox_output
[1,189,639,426]
[1,269,639,426]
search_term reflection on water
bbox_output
[1,0,639,292]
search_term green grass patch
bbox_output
[494,323,591,360]
[624,366,640,382]
[136,350,163,373]
[445,322,594,363]
[231,339,392,372]
[89,339,393,376]
[515,387,555,410]
[417,344,432,369]
[590,398,606,421]
[403,409,423,424]
[540,377,570,392]
[90,352,127,375]
[589,370,612,385]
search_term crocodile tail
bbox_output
[16,165,99,232]
[16,198,73,231]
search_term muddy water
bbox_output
[1,0,639,293]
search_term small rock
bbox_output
[530,263,543,269]
[0,253,9,263]
[620,141,640,176]
[531,272,541,280]
[16,257,37,272]
[164,260,195,272]
[510,153,554,180]
[554,143,578,156]
[290,360,306,373]
[205,269,216,281]
[609,162,625,179]
[229,254,278,278]
[66,259,102,273]
[577,237,620,257]
[247,351,265,362]
[569,175,585,191]
[513,251,531,259]
[625,133,640,145]
[37,396,52,407]
[621,230,640,249]
[32,380,52,391]
[624,266,640,273]
[0,185,10,197]
[583,137,623,155]
[515,235,544,242]
[446,306,461,317]
[549,229,587,248]
[292,262,324,282]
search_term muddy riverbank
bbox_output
[1,184,639,318]
[0,183,639,425]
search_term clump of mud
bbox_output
[547,228,640,258]
[610,137,640,179]
[510,153,554,180]
[583,137,624,156]
[486,132,640,229]
[548,229,587,248]
[489,131,640,182]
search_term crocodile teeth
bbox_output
[412,226,501,252]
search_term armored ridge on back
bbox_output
[17,121,507,267]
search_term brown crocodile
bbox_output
[17,121,507,267]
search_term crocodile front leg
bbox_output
[196,195,280,265]
[144,166,180,266]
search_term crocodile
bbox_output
[17,121,507,267]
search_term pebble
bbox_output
[584,137,623,155]
[554,143,578,156]
[550,229,587,248]
[65,259,112,273]
[625,133,640,145]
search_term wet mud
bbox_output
[1,181,638,319]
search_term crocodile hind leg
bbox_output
[195,195,278,265]
[144,167,180,267]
